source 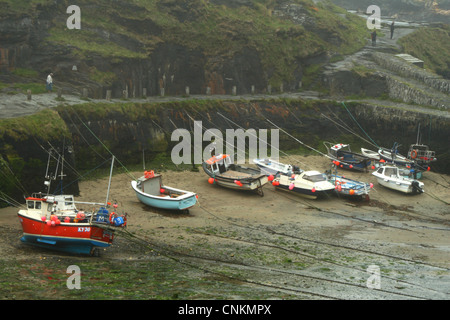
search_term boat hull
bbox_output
[361,148,380,160]
[372,166,424,194]
[131,181,197,211]
[274,184,334,199]
[333,153,371,171]
[253,158,301,176]
[213,176,268,192]
[373,177,423,194]
[273,171,335,200]
[255,165,279,176]
[203,162,268,196]
[328,175,371,198]
[18,214,114,255]
[378,149,414,167]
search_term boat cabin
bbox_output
[205,154,232,175]
[138,174,163,196]
[26,197,52,213]
[376,166,400,178]
[407,144,436,163]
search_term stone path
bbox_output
[321,15,449,115]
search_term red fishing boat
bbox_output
[17,153,127,255]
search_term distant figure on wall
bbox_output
[371,29,377,46]
[390,21,395,39]
[46,73,53,92]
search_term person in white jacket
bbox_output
[46,73,53,92]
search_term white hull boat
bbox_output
[361,148,380,160]
[272,171,335,199]
[253,158,302,176]
[372,165,424,194]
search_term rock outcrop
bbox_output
[0,1,368,99]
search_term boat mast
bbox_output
[44,148,60,196]
[416,123,421,145]
[105,156,115,206]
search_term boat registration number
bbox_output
[78,227,91,232]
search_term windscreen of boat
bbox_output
[384,167,398,177]
[304,173,327,182]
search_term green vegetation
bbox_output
[11,68,39,78]
[398,24,450,78]
[2,0,368,89]
[47,28,147,59]
[0,0,49,15]
[0,109,70,141]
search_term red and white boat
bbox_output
[17,154,127,255]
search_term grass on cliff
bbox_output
[398,24,450,78]
[4,0,368,87]
[0,109,70,141]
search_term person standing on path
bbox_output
[371,29,377,46]
[46,73,53,92]
[390,21,395,39]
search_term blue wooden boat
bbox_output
[324,142,372,172]
[326,172,372,200]
[131,171,198,212]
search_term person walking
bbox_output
[371,29,377,46]
[46,73,53,92]
[390,21,395,39]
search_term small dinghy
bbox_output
[361,148,380,160]
[131,170,198,211]
[253,158,303,176]
[378,143,415,167]
[378,148,414,167]
[372,165,424,194]
[203,154,268,196]
[272,171,335,199]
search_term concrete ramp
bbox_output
[395,53,424,68]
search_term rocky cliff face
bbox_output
[0,0,368,98]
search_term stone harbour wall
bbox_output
[385,75,449,109]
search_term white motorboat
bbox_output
[253,158,302,176]
[272,170,335,199]
[372,165,424,194]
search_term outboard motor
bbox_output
[411,181,424,194]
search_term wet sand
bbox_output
[1,155,449,299]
